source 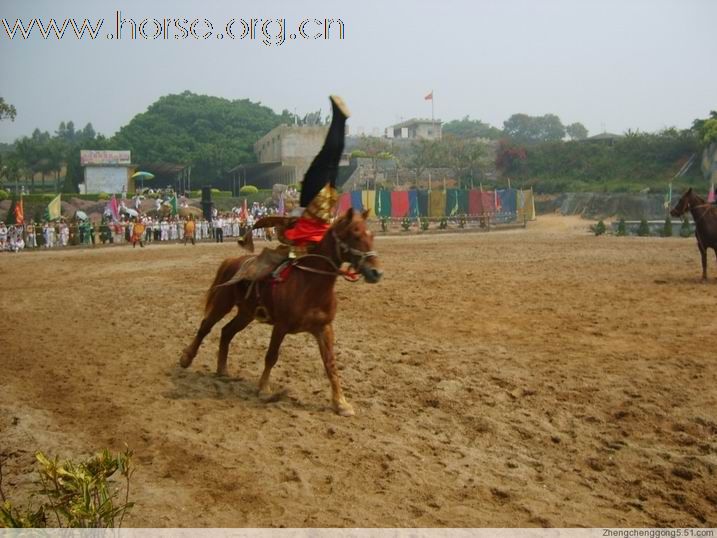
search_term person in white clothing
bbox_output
[160,219,170,241]
[59,222,70,247]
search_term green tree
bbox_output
[661,215,673,237]
[503,113,566,144]
[616,218,627,236]
[692,111,717,145]
[443,116,502,139]
[0,97,17,122]
[111,91,292,184]
[566,122,588,140]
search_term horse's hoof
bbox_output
[333,400,355,417]
[179,351,193,368]
[216,368,229,377]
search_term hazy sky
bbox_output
[1,0,715,143]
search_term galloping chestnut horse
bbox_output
[670,187,717,280]
[180,208,382,416]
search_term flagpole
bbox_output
[431,90,434,122]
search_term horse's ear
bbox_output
[687,187,693,194]
[362,209,370,220]
[345,207,354,220]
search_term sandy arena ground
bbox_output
[0,215,715,528]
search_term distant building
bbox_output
[388,118,442,140]
[80,150,134,194]
[226,124,352,192]
[583,132,624,146]
[255,124,332,182]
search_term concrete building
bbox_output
[254,124,331,182]
[388,118,442,140]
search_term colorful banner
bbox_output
[376,190,391,218]
[47,194,61,221]
[408,190,420,217]
[361,190,376,218]
[429,190,446,218]
[390,191,410,218]
[337,192,352,216]
[468,189,482,216]
[339,189,528,219]
[14,195,24,225]
[479,191,495,214]
[350,191,363,211]
[417,190,429,217]
[497,189,517,214]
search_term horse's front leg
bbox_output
[699,244,708,281]
[258,325,287,397]
[314,324,354,417]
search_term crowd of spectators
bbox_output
[0,201,277,253]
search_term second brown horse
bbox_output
[671,187,717,280]
[180,208,382,416]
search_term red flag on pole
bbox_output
[14,194,24,225]
[424,91,433,101]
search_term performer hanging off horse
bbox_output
[180,96,383,416]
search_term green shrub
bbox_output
[637,219,650,237]
[239,185,258,194]
[661,215,673,237]
[458,215,467,229]
[401,217,411,231]
[380,217,389,232]
[439,218,447,230]
[0,448,135,528]
[0,189,9,201]
[679,216,692,237]
[616,218,627,236]
[350,150,368,159]
[592,220,606,236]
[420,217,430,231]
[97,192,110,201]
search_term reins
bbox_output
[690,203,714,224]
[289,230,378,282]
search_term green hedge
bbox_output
[0,189,9,201]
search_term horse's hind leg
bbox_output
[180,301,235,368]
[314,324,354,417]
[217,309,254,376]
[258,325,287,397]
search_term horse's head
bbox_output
[671,188,705,218]
[331,208,383,283]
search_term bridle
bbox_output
[290,229,378,281]
[332,229,378,274]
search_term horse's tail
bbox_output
[205,257,244,315]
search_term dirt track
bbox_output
[1,216,715,527]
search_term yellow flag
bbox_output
[47,194,61,220]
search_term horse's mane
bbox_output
[690,191,707,205]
